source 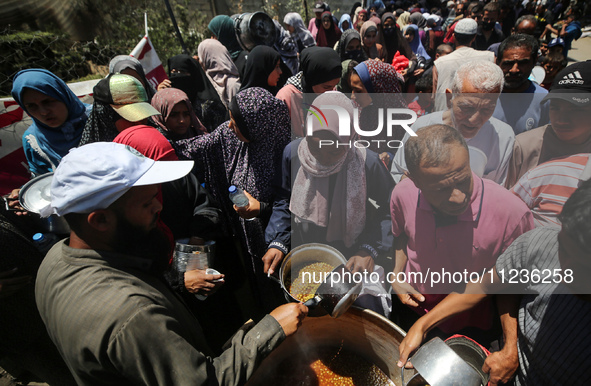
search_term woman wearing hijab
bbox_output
[355,9,368,31]
[11,69,92,177]
[78,74,161,146]
[276,46,342,136]
[315,11,342,48]
[335,29,368,63]
[397,11,411,30]
[336,59,359,93]
[350,60,407,155]
[263,91,395,315]
[403,24,431,61]
[171,87,291,314]
[425,15,444,58]
[360,20,385,61]
[239,46,282,95]
[338,14,353,32]
[207,15,243,62]
[409,12,428,44]
[350,2,362,20]
[165,54,228,132]
[379,12,415,64]
[151,88,207,141]
[283,12,316,53]
[273,20,299,81]
[197,39,241,109]
[109,55,156,101]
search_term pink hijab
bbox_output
[151,88,206,140]
[197,39,241,108]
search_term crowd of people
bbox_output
[1,0,590,384]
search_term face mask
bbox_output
[383,27,396,37]
[482,21,495,31]
[170,75,198,103]
[345,50,364,61]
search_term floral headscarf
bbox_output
[354,60,407,151]
[171,87,291,262]
[284,12,316,51]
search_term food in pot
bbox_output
[264,346,395,385]
[288,262,334,302]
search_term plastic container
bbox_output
[33,232,59,254]
[228,185,250,208]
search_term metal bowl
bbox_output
[18,173,70,234]
[279,243,348,303]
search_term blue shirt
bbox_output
[493,82,550,135]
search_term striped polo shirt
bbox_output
[496,227,591,385]
[511,153,591,227]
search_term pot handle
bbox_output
[303,296,321,309]
[400,359,421,386]
[267,273,281,285]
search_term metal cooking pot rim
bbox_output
[19,173,54,213]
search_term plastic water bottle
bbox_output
[228,185,250,208]
[32,233,59,255]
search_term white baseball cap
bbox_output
[40,142,194,217]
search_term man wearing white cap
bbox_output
[35,142,307,385]
[432,18,495,112]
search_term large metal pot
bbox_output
[18,173,70,234]
[246,306,417,385]
[233,12,276,51]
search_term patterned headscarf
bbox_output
[151,88,206,140]
[198,39,241,108]
[78,103,120,146]
[273,20,299,77]
[284,12,316,51]
[354,60,407,151]
[171,87,291,261]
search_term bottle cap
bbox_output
[228,185,237,193]
[33,233,44,242]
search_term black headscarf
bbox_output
[336,29,368,62]
[299,46,342,93]
[379,12,415,64]
[167,54,220,104]
[239,46,282,94]
[167,54,228,132]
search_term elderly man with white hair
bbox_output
[391,60,515,185]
